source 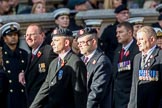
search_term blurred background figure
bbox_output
[66,0,95,10]
[153,27,162,48]
[152,14,162,29]
[19,0,46,14]
[127,17,144,38]
[8,0,29,14]
[45,8,70,44]
[104,0,127,9]
[155,3,162,14]
[84,19,103,37]
[31,1,46,14]
[143,0,159,9]
[100,4,130,63]
[0,0,11,15]
[0,22,28,108]
[53,8,70,29]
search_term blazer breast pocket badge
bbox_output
[58,70,63,80]
[38,63,46,73]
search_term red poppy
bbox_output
[125,51,130,57]
[61,60,67,67]
[37,51,42,58]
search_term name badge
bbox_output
[118,60,131,72]
[139,70,159,81]
[38,63,46,73]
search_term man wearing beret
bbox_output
[30,28,87,108]
[0,22,28,108]
[100,4,130,63]
[77,27,113,108]
[24,23,57,107]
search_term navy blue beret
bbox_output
[51,28,73,37]
[77,27,97,38]
[114,4,128,13]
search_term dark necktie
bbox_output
[119,48,125,62]
[141,54,147,69]
[84,57,89,64]
[31,54,35,61]
[57,58,62,69]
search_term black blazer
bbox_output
[25,42,57,107]
[86,48,113,108]
[113,39,139,108]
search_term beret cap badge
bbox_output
[10,24,14,30]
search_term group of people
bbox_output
[0,3,162,108]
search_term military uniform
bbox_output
[0,65,8,108]
[128,46,162,108]
[113,39,139,108]
[0,22,28,108]
[151,14,162,29]
[2,44,28,108]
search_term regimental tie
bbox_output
[57,57,63,69]
[119,48,125,62]
[84,57,89,64]
[31,54,35,61]
[141,54,147,69]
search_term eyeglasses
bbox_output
[77,38,93,45]
[24,32,41,38]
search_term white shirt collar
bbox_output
[59,49,71,60]
[123,39,134,54]
[85,49,96,62]
[32,43,43,55]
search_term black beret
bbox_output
[158,14,162,20]
[114,4,128,13]
[77,27,97,38]
[51,28,73,37]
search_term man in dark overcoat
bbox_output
[24,23,57,107]
[30,28,87,108]
[113,22,139,108]
[77,27,113,108]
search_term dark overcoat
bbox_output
[86,49,113,108]
[25,42,57,107]
[2,44,28,108]
[30,50,87,108]
[113,40,139,108]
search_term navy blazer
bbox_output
[25,42,57,107]
[113,39,139,108]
